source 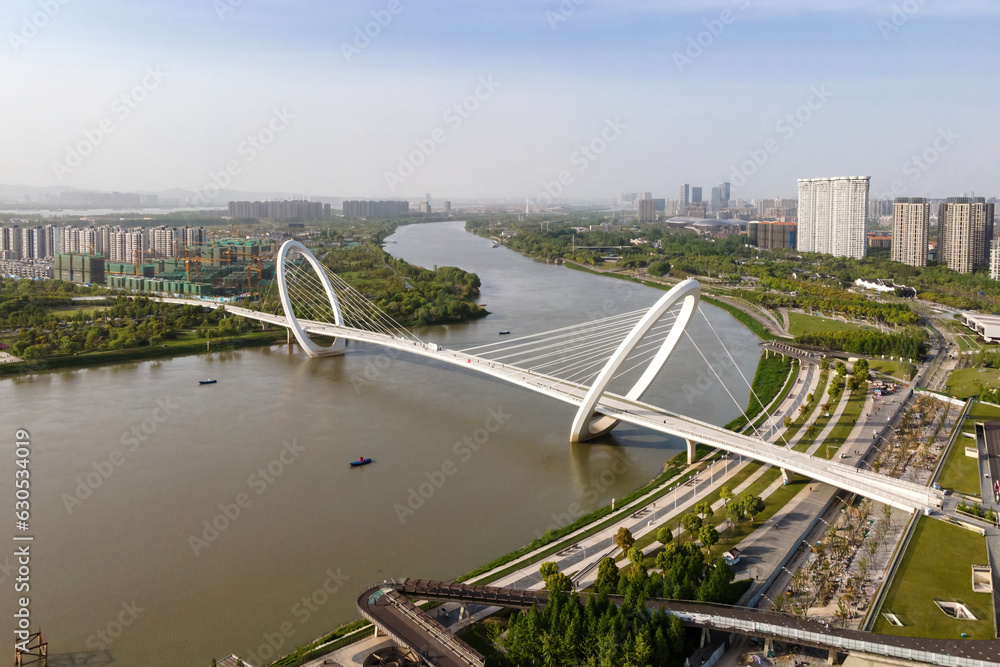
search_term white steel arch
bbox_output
[570,279,701,442]
[276,240,347,357]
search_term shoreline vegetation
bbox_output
[0,220,488,377]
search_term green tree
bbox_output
[806,423,819,441]
[594,556,620,594]
[681,512,703,538]
[698,525,720,552]
[627,545,644,565]
[656,526,673,546]
[614,526,635,555]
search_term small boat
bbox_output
[491,241,499,248]
[499,330,510,335]
[199,379,217,385]
[350,457,373,467]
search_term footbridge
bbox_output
[358,579,1000,667]
[155,240,944,514]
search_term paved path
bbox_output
[713,295,792,339]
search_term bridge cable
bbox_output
[697,309,791,447]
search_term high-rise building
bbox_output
[890,197,929,267]
[443,201,452,213]
[748,221,797,250]
[0,225,21,260]
[937,197,994,273]
[797,176,870,258]
[710,187,723,212]
[229,200,331,220]
[20,227,36,260]
[150,226,176,258]
[691,187,703,204]
[720,182,730,207]
[679,184,690,209]
[991,239,1000,281]
[342,200,410,218]
[638,198,657,222]
[109,228,144,263]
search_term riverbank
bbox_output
[0,329,285,377]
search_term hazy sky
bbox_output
[3,0,999,201]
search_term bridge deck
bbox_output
[356,584,484,667]
[155,297,945,514]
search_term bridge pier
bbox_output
[458,603,469,621]
[763,637,773,655]
[699,627,711,648]
[780,468,792,485]
[686,439,698,465]
[287,328,293,352]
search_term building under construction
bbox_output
[54,238,276,299]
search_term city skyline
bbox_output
[3,1,1000,200]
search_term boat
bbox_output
[350,457,373,467]
[199,379,217,385]
[499,330,510,335]
[491,241,499,248]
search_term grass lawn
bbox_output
[871,517,993,639]
[46,303,110,316]
[727,355,794,431]
[787,312,868,336]
[946,367,1000,400]
[956,334,981,352]
[937,435,981,497]
[869,359,915,381]
[750,359,799,430]
[967,401,1000,422]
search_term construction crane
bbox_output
[245,250,274,298]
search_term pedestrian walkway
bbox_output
[802,386,852,458]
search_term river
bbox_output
[0,220,760,665]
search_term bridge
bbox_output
[155,240,944,514]
[357,579,1000,667]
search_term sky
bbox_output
[2,0,999,202]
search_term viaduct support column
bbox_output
[780,468,792,485]
[686,439,698,465]
[763,638,773,655]
[699,627,711,648]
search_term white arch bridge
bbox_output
[159,240,943,514]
